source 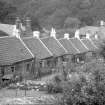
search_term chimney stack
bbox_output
[13,17,22,38]
[75,29,80,39]
[86,32,90,39]
[64,33,69,39]
[100,20,104,26]
[50,27,56,38]
[33,31,40,38]
[94,34,98,40]
[15,17,22,31]
[25,17,33,37]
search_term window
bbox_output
[39,61,42,68]
[11,66,15,72]
[47,60,51,67]
[0,67,4,76]
[26,63,30,72]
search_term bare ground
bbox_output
[0,73,62,104]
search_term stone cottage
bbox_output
[59,33,79,63]
[81,38,98,62]
[69,37,89,63]
[40,28,67,72]
[0,36,33,83]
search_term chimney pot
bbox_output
[50,28,56,38]
[64,33,69,39]
[75,29,80,39]
[100,20,104,26]
[86,32,90,39]
[25,17,31,26]
[94,34,98,39]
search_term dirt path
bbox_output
[0,73,62,105]
[0,73,61,98]
[0,89,61,104]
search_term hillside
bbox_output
[0,0,105,30]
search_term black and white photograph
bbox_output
[0,0,105,105]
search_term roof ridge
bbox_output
[88,38,98,49]
[38,38,53,56]
[40,36,50,39]
[19,38,34,58]
[22,36,33,39]
[69,39,80,53]
[0,36,14,38]
[78,38,89,50]
[59,38,65,40]
[69,37,75,39]
[54,37,68,53]
[0,23,15,26]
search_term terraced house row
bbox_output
[0,17,100,81]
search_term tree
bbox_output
[79,16,94,26]
[44,8,70,29]
[0,1,17,23]
[64,17,81,28]
[61,59,105,105]
[1,0,105,29]
[98,40,105,60]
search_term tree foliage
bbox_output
[0,1,16,23]
[1,0,105,29]
[64,17,81,28]
[61,59,105,105]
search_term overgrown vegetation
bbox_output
[61,59,105,105]
[46,58,105,105]
[46,40,105,105]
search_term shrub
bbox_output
[47,83,54,93]
[46,75,63,94]
[45,57,105,105]
[54,75,62,83]
[60,60,105,105]
[47,83,63,94]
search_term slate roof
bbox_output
[0,36,33,66]
[81,38,98,52]
[59,38,79,54]
[23,37,53,59]
[0,31,10,37]
[41,37,67,57]
[90,38,101,48]
[69,38,89,53]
